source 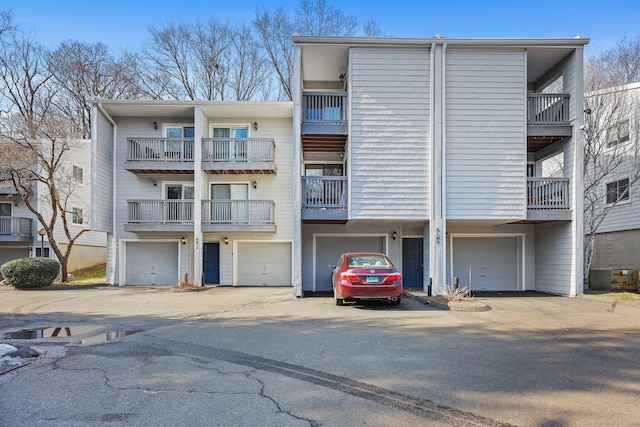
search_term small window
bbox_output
[72,207,83,225]
[73,166,84,184]
[35,248,50,257]
[0,202,11,217]
[606,178,630,205]
[607,119,630,147]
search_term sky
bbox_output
[3,0,640,56]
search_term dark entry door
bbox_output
[402,238,423,289]
[203,243,220,284]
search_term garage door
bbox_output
[125,242,178,285]
[314,236,385,292]
[0,248,30,277]
[237,242,291,286]
[452,237,519,291]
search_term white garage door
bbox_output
[237,242,291,286]
[126,242,178,285]
[314,236,385,292]
[452,237,519,291]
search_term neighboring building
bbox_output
[586,82,640,291]
[90,101,294,287]
[293,36,588,297]
[90,35,589,297]
[0,140,106,271]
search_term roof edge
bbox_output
[292,35,590,47]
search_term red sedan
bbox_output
[331,252,403,306]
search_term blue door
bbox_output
[402,238,423,289]
[203,243,220,284]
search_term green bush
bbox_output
[0,257,61,288]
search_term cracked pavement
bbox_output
[1,285,640,426]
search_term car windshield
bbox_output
[347,255,389,268]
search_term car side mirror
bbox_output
[330,264,336,269]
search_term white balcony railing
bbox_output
[527,177,570,209]
[527,94,570,125]
[0,217,32,237]
[201,138,275,162]
[302,92,348,124]
[302,176,347,209]
[127,200,193,224]
[201,200,275,225]
[127,138,194,162]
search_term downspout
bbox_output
[97,103,118,285]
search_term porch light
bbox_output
[224,236,229,245]
[253,121,258,131]
[153,121,158,130]
[181,237,186,245]
[392,231,397,240]
[252,180,257,189]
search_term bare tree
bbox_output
[583,62,640,283]
[254,0,383,100]
[228,23,270,101]
[47,40,141,138]
[0,112,89,282]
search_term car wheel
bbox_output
[334,289,344,306]
[389,296,401,306]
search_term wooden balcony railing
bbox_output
[302,176,347,209]
[127,200,193,223]
[0,217,32,237]
[127,138,194,162]
[527,94,570,125]
[202,200,275,225]
[201,138,275,162]
[302,92,348,124]
[527,177,570,209]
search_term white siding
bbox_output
[536,222,574,295]
[349,48,430,219]
[93,110,114,232]
[445,49,526,219]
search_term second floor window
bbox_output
[607,119,630,147]
[72,207,83,225]
[73,165,84,184]
[606,178,630,205]
[0,202,11,217]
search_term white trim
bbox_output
[119,239,182,286]
[208,123,252,138]
[312,233,389,292]
[449,233,526,291]
[162,123,195,137]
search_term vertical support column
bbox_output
[292,44,303,297]
[193,106,204,286]
[430,42,447,295]
[572,47,585,296]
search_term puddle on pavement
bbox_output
[3,326,142,345]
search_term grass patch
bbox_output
[584,290,640,302]
[69,263,107,284]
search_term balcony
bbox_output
[302,92,348,152]
[124,200,276,233]
[124,200,194,232]
[301,176,348,222]
[125,138,194,174]
[202,200,276,232]
[202,138,276,174]
[0,217,33,242]
[527,177,571,221]
[527,94,572,151]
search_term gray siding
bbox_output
[445,49,526,219]
[536,222,574,295]
[349,48,430,220]
[93,111,114,232]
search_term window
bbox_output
[211,184,249,223]
[607,119,630,147]
[72,166,84,184]
[35,248,50,257]
[165,184,194,222]
[0,202,11,217]
[72,207,83,225]
[164,125,194,160]
[606,178,630,204]
[212,126,249,160]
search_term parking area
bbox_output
[1,285,640,426]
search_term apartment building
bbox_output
[91,35,589,297]
[586,82,640,290]
[293,36,589,297]
[0,140,106,271]
[90,101,294,286]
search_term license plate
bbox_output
[365,276,379,283]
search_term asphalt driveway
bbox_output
[1,285,639,426]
